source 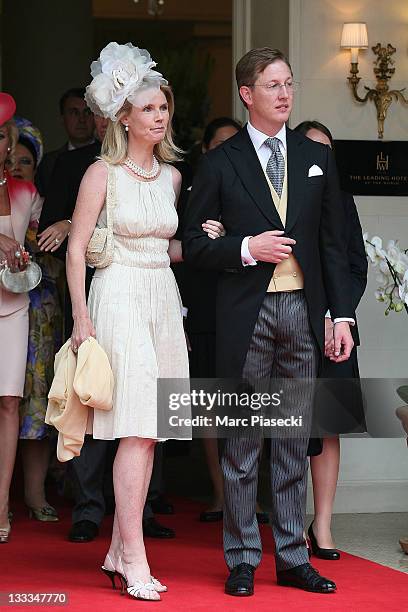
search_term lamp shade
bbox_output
[340,22,368,48]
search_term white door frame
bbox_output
[232,0,252,122]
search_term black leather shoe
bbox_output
[68,520,99,543]
[308,522,340,560]
[142,517,175,539]
[199,510,223,522]
[150,496,174,515]
[225,563,255,597]
[277,563,336,593]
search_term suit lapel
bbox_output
[285,128,307,234]
[224,128,284,229]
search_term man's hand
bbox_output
[248,230,296,263]
[324,318,334,357]
[329,321,354,362]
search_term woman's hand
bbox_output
[71,315,96,353]
[0,234,24,270]
[37,220,71,252]
[202,219,226,239]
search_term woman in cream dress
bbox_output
[67,44,194,601]
[87,159,187,441]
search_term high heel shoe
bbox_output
[149,576,168,593]
[308,522,340,560]
[0,521,11,544]
[117,557,161,601]
[27,505,59,522]
[101,566,119,589]
[101,553,120,590]
[117,571,167,594]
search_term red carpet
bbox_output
[1,499,406,611]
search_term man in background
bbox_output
[35,87,95,197]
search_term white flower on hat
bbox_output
[85,42,167,121]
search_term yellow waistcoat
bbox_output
[264,162,304,292]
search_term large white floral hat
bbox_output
[85,42,167,121]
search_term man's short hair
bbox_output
[59,88,86,115]
[235,48,292,107]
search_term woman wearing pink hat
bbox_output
[0,93,42,543]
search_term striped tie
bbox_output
[265,137,285,197]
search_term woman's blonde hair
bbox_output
[101,85,183,165]
[2,119,18,166]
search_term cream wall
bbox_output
[289,0,408,512]
[251,0,289,53]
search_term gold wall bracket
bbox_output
[347,43,408,139]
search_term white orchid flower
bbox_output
[365,234,386,266]
[366,232,407,316]
[375,287,386,302]
[398,270,408,306]
[375,271,390,286]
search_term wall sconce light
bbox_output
[341,22,408,139]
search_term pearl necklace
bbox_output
[0,176,7,187]
[124,156,160,180]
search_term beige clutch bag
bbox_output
[85,165,116,269]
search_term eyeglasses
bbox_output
[250,80,299,95]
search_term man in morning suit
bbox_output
[183,48,355,595]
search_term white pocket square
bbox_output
[308,164,323,177]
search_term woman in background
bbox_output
[295,120,367,559]
[8,117,64,521]
[0,95,42,543]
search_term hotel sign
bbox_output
[334,140,408,196]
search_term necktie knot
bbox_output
[264,137,281,153]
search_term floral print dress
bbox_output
[19,221,64,440]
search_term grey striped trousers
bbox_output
[221,290,317,571]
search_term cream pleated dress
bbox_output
[87,162,189,440]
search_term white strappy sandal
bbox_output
[117,557,161,601]
[126,580,160,601]
[150,576,168,592]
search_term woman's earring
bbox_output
[7,147,11,152]
[125,125,129,132]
